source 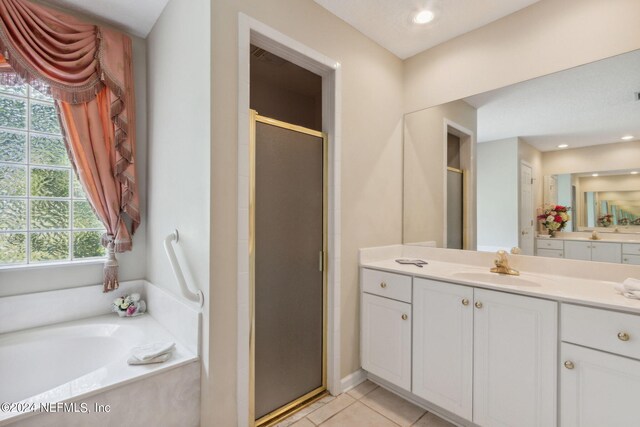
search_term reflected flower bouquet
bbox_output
[598,214,613,227]
[538,204,571,235]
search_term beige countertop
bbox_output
[360,246,640,314]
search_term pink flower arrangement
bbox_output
[538,204,571,235]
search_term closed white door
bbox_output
[591,242,622,263]
[561,343,640,427]
[412,278,473,420]
[520,163,534,255]
[564,240,592,261]
[361,293,412,390]
[473,289,557,427]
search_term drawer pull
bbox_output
[380,282,387,288]
[564,360,575,370]
[475,301,483,309]
[462,298,469,306]
[618,332,630,341]
[401,314,408,320]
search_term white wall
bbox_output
[0,36,148,297]
[211,1,404,425]
[542,140,640,176]
[477,138,518,251]
[404,0,640,112]
[146,2,210,426]
[403,100,477,247]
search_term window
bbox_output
[0,82,105,266]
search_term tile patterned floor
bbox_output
[273,381,457,427]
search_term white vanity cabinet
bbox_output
[411,278,557,426]
[564,240,621,263]
[361,272,412,391]
[561,304,640,426]
[473,289,557,427]
[412,278,474,419]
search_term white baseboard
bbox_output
[340,369,367,393]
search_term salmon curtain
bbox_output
[0,0,139,292]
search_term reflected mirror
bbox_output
[403,49,640,264]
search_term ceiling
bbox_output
[465,50,640,152]
[313,0,540,59]
[43,0,170,38]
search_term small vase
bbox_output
[548,229,556,238]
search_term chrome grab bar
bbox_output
[163,229,204,308]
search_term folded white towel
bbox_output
[131,342,175,361]
[127,352,171,365]
[614,278,640,299]
[623,278,640,291]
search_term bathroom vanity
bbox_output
[536,236,640,265]
[360,245,640,427]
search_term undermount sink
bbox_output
[451,271,541,287]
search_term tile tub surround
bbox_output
[275,381,455,427]
[360,245,640,313]
[0,280,145,335]
[0,280,201,354]
[6,360,200,427]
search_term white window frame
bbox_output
[0,84,105,268]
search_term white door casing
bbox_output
[520,162,534,255]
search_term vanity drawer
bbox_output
[537,239,563,250]
[537,248,564,258]
[623,254,640,265]
[562,304,640,360]
[623,243,640,255]
[362,268,412,303]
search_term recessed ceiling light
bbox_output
[592,173,599,177]
[622,135,634,140]
[413,10,435,24]
[631,171,639,175]
[557,144,569,149]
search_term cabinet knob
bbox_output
[462,298,469,306]
[380,282,387,288]
[564,360,575,370]
[475,301,483,309]
[401,314,408,320]
[618,332,630,341]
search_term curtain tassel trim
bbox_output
[103,239,119,293]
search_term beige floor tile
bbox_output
[347,380,379,400]
[317,395,337,404]
[273,401,325,427]
[307,394,356,425]
[361,387,426,427]
[412,412,456,427]
[290,418,315,427]
[319,402,399,427]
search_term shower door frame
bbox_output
[250,111,328,427]
[238,14,342,427]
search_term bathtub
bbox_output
[0,282,200,427]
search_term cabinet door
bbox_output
[561,342,640,427]
[412,278,473,420]
[473,289,557,427]
[361,293,412,390]
[564,241,592,261]
[591,242,621,263]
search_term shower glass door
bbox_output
[250,111,327,426]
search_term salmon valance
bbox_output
[0,0,139,292]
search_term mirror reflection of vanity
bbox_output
[403,49,640,264]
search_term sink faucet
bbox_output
[490,250,520,276]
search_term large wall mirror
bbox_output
[403,49,640,265]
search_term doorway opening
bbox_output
[250,47,327,427]
[444,123,474,250]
